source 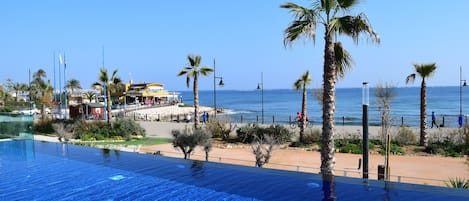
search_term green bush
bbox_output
[290,128,321,147]
[379,143,405,155]
[34,119,55,134]
[394,126,417,146]
[424,139,467,157]
[339,143,361,154]
[0,106,13,112]
[73,119,145,141]
[334,139,377,154]
[204,117,234,141]
[236,124,292,144]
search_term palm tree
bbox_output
[405,63,437,147]
[6,79,28,102]
[177,54,213,129]
[84,91,96,103]
[66,79,82,95]
[30,69,48,101]
[93,68,122,124]
[30,69,53,119]
[294,70,312,143]
[281,0,380,175]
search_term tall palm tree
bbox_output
[93,68,122,124]
[31,69,53,119]
[294,70,312,143]
[405,63,437,147]
[31,69,48,101]
[177,54,213,129]
[66,79,82,95]
[281,0,380,175]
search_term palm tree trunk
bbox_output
[107,88,112,124]
[193,74,200,129]
[420,79,427,146]
[321,28,337,175]
[300,83,307,143]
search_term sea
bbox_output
[179,86,469,128]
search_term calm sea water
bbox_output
[180,86,469,127]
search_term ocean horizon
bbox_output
[178,86,469,128]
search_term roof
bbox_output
[87,103,104,108]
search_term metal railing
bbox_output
[122,110,467,129]
[145,149,449,187]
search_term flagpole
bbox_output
[53,51,57,119]
[58,53,62,119]
[64,53,67,120]
[102,47,107,122]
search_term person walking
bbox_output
[202,112,207,123]
[431,111,439,128]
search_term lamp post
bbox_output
[257,72,264,124]
[213,59,224,118]
[460,66,467,128]
[362,82,369,179]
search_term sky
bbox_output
[0,0,468,91]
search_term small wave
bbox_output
[218,109,254,115]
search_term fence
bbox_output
[123,110,468,129]
[0,113,34,139]
[147,149,449,187]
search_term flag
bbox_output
[58,53,63,65]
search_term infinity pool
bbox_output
[1,139,468,200]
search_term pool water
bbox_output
[1,140,468,200]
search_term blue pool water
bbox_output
[1,140,468,200]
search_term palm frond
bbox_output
[293,70,312,91]
[321,0,337,14]
[185,77,191,88]
[281,3,318,47]
[405,74,416,84]
[177,70,188,76]
[337,0,360,10]
[333,13,380,44]
[414,63,437,78]
[199,67,214,76]
[334,42,354,79]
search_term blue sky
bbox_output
[0,0,468,91]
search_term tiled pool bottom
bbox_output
[1,140,468,201]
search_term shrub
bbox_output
[379,143,405,155]
[339,143,361,154]
[112,118,146,140]
[446,177,469,189]
[204,117,235,141]
[236,124,259,143]
[34,119,55,134]
[172,127,212,160]
[394,126,417,146]
[334,139,377,154]
[424,139,467,157]
[0,106,13,112]
[73,119,145,141]
[290,128,321,147]
[236,124,292,144]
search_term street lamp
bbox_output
[213,59,224,118]
[362,82,369,179]
[257,72,264,124]
[459,66,467,128]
